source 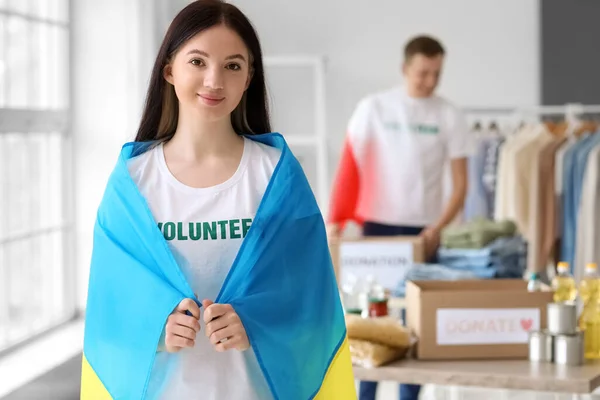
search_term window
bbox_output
[0,0,73,353]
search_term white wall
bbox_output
[72,0,157,309]
[228,0,540,155]
[72,0,540,309]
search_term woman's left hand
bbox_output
[202,300,250,352]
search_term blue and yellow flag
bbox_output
[81,133,356,399]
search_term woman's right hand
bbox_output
[164,298,201,353]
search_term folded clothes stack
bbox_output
[441,217,517,249]
[394,235,527,298]
[437,235,527,279]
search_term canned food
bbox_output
[529,330,553,362]
[548,303,578,335]
[554,332,584,366]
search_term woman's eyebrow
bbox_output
[186,49,246,62]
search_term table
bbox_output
[353,359,600,394]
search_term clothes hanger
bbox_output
[493,120,509,138]
[563,112,583,139]
[591,114,600,133]
[572,116,595,137]
[543,118,556,134]
[553,119,569,137]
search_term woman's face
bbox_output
[164,24,252,122]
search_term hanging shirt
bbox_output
[464,136,489,221]
[127,137,280,400]
[562,133,600,276]
[494,124,554,275]
[481,135,505,219]
[555,139,578,195]
[527,134,564,274]
[554,138,577,243]
[590,144,600,266]
[328,86,471,228]
[588,144,600,265]
[561,138,584,273]
[537,137,567,270]
[567,133,600,276]
[494,126,534,222]
[577,142,600,272]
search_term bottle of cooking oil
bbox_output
[578,262,600,359]
[527,272,542,292]
[552,262,577,303]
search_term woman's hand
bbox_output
[164,298,201,353]
[203,300,250,352]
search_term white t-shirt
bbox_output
[127,137,280,400]
[347,86,471,226]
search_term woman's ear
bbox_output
[163,64,174,85]
[244,67,254,91]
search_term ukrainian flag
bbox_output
[81,133,357,399]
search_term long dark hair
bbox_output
[135,0,271,143]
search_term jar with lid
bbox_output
[367,297,388,317]
[365,281,388,317]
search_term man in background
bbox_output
[328,35,471,400]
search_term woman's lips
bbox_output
[198,94,225,106]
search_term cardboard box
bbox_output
[406,279,554,360]
[328,236,425,291]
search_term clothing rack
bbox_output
[463,103,600,133]
[463,103,600,120]
[463,102,600,280]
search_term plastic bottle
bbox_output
[341,274,362,315]
[552,262,577,303]
[358,275,376,317]
[527,272,542,292]
[578,263,600,359]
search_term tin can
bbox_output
[529,331,553,362]
[554,332,584,366]
[547,303,578,335]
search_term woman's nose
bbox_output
[203,67,224,90]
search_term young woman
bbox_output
[81,1,355,400]
[129,1,278,399]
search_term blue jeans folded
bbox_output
[439,254,524,270]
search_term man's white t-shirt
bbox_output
[127,137,280,400]
[347,85,471,226]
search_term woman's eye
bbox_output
[190,59,204,66]
[227,63,241,71]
